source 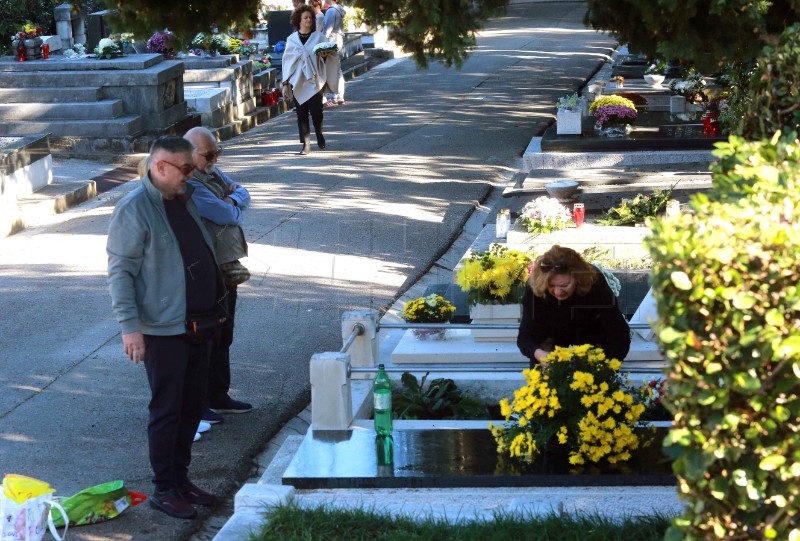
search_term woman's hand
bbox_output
[533,348,550,364]
[282,83,293,102]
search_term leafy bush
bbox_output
[729,24,800,141]
[393,372,488,420]
[646,131,800,540]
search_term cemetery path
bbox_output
[0,3,616,540]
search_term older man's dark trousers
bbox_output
[143,334,210,491]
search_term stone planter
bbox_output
[24,37,43,60]
[643,74,665,87]
[469,303,521,342]
[556,110,581,135]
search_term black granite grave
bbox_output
[541,111,725,152]
[282,428,675,489]
[268,10,295,47]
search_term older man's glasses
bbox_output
[197,148,223,160]
[161,160,194,177]
[538,261,569,273]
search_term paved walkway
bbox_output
[0,3,617,540]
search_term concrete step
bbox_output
[2,179,96,237]
[0,100,124,120]
[0,116,145,138]
[0,87,103,103]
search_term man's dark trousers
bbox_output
[143,334,210,490]
[208,284,237,406]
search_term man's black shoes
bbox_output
[178,481,218,506]
[150,488,197,519]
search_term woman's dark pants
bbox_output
[294,90,324,145]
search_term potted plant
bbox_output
[489,344,646,465]
[516,196,573,234]
[456,244,532,341]
[589,95,638,137]
[555,93,582,135]
[401,294,456,340]
[669,70,707,111]
[608,75,625,88]
[12,22,44,60]
[643,60,667,86]
[146,30,175,58]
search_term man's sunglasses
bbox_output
[161,159,194,177]
[538,261,569,273]
[196,148,223,160]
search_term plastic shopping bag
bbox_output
[51,481,145,528]
[1,475,67,541]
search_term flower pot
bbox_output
[556,110,581,135]
[23,37,43,60]
[643,74,665,87]
[469,303,521,342]
[411,328,448,341]
[599,124,630,138]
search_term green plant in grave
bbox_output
[596,185,674,226]
[646,130,800,540]
[393,372,488,420]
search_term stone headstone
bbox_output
[85,10,112,52]
[268,10,294,47]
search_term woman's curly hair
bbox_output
[528,245,597,298]
[291,5,316,30]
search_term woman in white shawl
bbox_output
[281,5,341,155]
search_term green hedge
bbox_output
[647,131,800,540]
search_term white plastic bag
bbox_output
[0,492,67,541]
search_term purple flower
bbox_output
[593,105,637,126]
[146,31,174,54]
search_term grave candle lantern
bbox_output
[42,44,49,59]
[17,41,27,62]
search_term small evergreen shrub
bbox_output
[647,131,800,540]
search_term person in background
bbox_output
[107,136,225,519]
[310,0,325,32]
[183,127,253,426]
[281,4,341,155]
[322,0,346,106]
[517,245,630,368]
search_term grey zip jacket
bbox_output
[107,173,222,336]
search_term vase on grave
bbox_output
[556,110,582,135]
[597,122,631,138]
[24,37,43,60]
[411,328,448,341]
[468,302,521,342]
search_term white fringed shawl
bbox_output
[281,31,341,105]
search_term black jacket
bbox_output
[517,268,631,363]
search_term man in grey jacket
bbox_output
[107,136,226,520]
[184,127,253,425]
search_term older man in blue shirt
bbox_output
[184,127,253,425]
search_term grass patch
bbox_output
[250,502,671,541]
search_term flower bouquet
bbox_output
[556,93,580,113]
[146,30,175,57]
[233,39,257,57]
[313,41,339,56]
[596,184,674,226]
[490,344,646,465]
[670,71,707,103]
[516,196,573,234]
[589,95,637,135]
[94,37,123,60]
[637,378,671,422]
[15,22,42,41]
[456,244,532,306]
[608,75,624,88]
[402,294,456,340]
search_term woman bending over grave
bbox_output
[517,245,630,369]
[281,4,341,155]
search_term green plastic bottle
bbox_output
[373,364,393,436]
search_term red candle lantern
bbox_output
[272,88,281,103]
[42,44,50,59]
[260,91,269,107]
[17,41,26,62]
